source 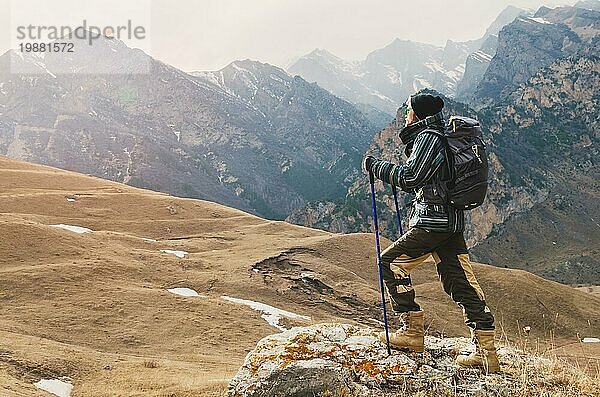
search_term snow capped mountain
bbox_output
[289,6,528,114]
[289,39,472,114]
[361,38,467,103]
[287,49,396,115]
[193,59,380,192]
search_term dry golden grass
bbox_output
[576,286,600,297]
[0,156,598,396]
[499,352,600,397]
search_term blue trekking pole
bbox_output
[369,171,392,356]
[391,184,410,284]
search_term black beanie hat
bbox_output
[411,94,444,120]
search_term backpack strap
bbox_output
[420,128,455,186]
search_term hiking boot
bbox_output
[378,310,424,353]
[456,329,500,373]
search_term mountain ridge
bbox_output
[0,36,379,220]
[288,5,527,114]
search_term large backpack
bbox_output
[432,116,489,210]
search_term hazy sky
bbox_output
[151,0,578,71]
[1,0,579,72]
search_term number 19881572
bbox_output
[19,42,74,53]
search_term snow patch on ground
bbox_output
[368,89,393,102]
[167,287,204,297]
[221,295,310,331]
[49,224,92,234]
[122,147,133,184]
[34,379,73,397]
[194,70,220,87]
[160,249,188,258]
[582,337,600,343]
[424,60,445,74]
[160,250,189,258]
[443,65,465,83]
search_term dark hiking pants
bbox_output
[380,227,495,331]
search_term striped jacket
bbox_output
[370,125,465,233]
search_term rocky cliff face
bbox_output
[470,55,600,283]
[0,38,378,219]
[471,5,600,108]
[456,6,530,102]
[455,37,498,103]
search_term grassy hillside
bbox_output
[1,156,598,395]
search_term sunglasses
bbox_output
[400,103,412,117]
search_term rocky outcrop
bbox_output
[228,323,597,397]
[455,37,498,103]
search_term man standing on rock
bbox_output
[362,93,500,373]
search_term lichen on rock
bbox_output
[227,323,595,397]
